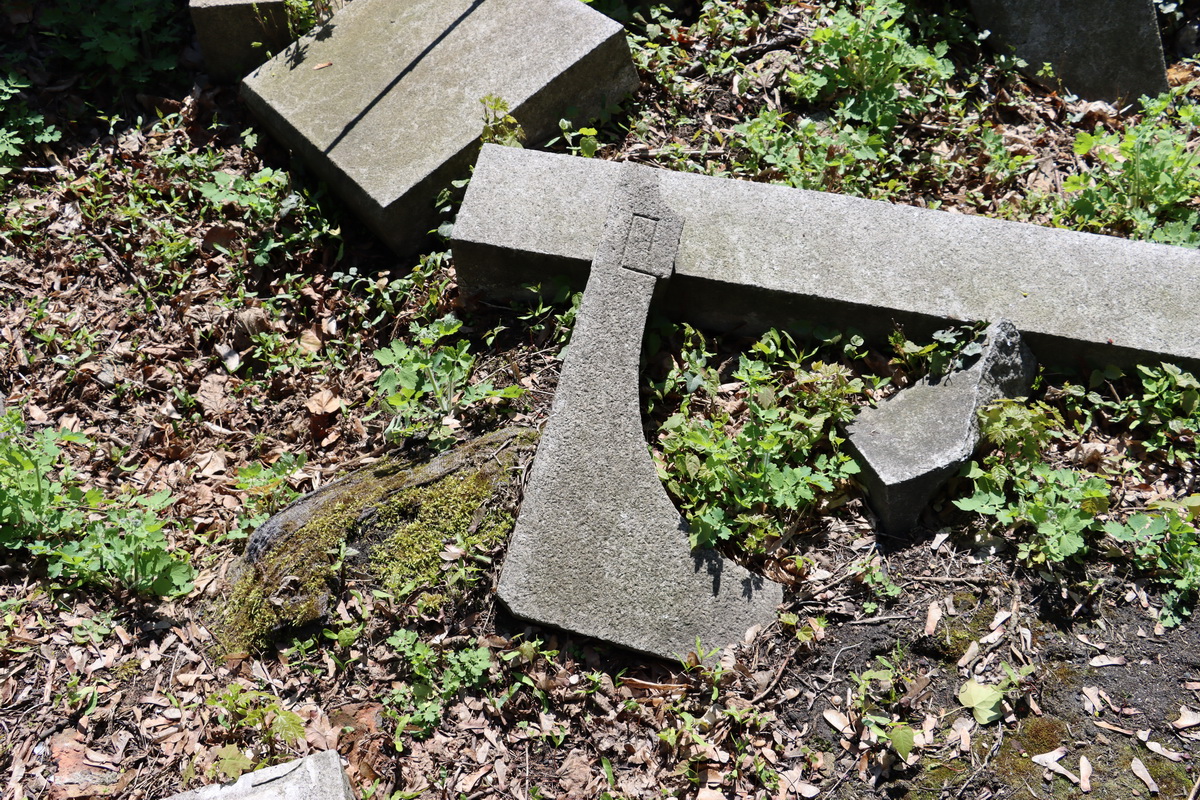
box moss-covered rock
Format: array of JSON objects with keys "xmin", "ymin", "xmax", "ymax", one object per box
[{"xmin": 218, "ymin": 427, "xmax": 536, "ymax": 652}]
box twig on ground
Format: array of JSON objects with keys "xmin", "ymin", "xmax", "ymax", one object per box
[{"xmin": 750, "ymin": 642, "xmax": 801, "ymax": 704}]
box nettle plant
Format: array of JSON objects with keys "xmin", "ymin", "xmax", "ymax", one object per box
[
  {"xmin": 651, "ymin": 326, "xmax": 863, "ymax": 553},
  {"xmin": 374, "ymin": 315, "xmax": 524, "ymax": 451},
  {"xmin": 0, "ymin": 407, "xmax": 194, "ymax": 596},
  {"xmin": 1063, "ymin": 84, "xmax": 1200, "ymax": 247},
  {"xmin": 955, "ymin": 367, "xmax": 1200, "ymax": 626}
]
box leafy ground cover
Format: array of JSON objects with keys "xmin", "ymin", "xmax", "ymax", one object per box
[{"xmin": 3, "ymin": 1, "xmax": 1200, "ymax": 799}]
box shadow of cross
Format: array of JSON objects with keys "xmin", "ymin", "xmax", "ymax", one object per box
[
  {"xmin": 493, "ymin": 163, "xmax": 783, "ymax": 660},
  {"xmin": 452, "ymin": 144, "xmax": 1200, "ymax": 658}
]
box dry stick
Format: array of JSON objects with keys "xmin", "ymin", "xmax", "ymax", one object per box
[
  {"xmin": 1187, "ymin": 772, "xmax": 1200, "ymax": 800},
  {"xmin": 750, "ymin": 642, "xmax": 802, "ymax": 704}
]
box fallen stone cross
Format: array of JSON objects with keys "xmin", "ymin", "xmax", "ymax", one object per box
[
  {"xmin": 241, "ymin": 0, "xmax": 638, "ymax": 258},
  {"xmin": 451, "ymin": 143, "xmax": 1200, "ymax": 655},
  {"xmin": 494, "ymin": 163, "xmax": 783, "ymax": 660},
  {"xmin": 968, "ymin": 0, "xmax": 1168, "ymax": 103}
]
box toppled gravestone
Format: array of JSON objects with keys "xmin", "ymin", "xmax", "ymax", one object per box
[
  {"xmin": 163, "ymin": 751, "xmax": 353, "ymax": 800},
  {"xmin": 968, "ymin": 0, "xmax": 1168, "ymax": 103},
  {"xmin": 845, "ymin": 320, "xmax": 1037, "ymax": 534},
  {"xmin": 222, "ymin": 427, "xmax": 535, "ymax": 650},
  {"xmin": 453, "ymin": 144, "xmax": 1200, "ymax": 371},
  {"xmin": 495, "ymin": 165, "xmax": 782, "ymax": 660},
  {"xmin": 189, "ymin": 0, "xmax": 295, "ymax": 84},
  {"xmin": 241, "ymin": 0, "xmax": 639, "ymax": 257}
]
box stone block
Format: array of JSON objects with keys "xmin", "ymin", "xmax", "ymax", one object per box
[
  {"xmin": 190, "ymin": 0, "xmax": 294, "ymax": 84},
  {"xmin": 497, "ymin": 165, "xmax": 782, "ymax": 659},
  {"xmin": 967, "ymin": 0, "xmax": 1168, "ymax": 103},
  {"xmin": 453, "ymin": 145, "xmax": 1200, "ymax": 371},
  {"xmin": 163, "ymin": 751, "xmax": 354, "ymax": 800},
  {"xmin": 242, "ymin": 0, "xmax": 639, "ymax": 258},
  {"xmin": 846, "ymin": 320, "xmax": 1037, "ymax": 534}
]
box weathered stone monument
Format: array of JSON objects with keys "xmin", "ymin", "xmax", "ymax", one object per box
[
  {"xmin": 190, "ymin": 0, "xmax": 295, "ymax": 84},
  {"xmin": 968, "ymin": 0, "xmax": 1169, "ymax": 103},
  {"xmin": 454, "ymin": 145, "xmax": 1200, "ymax": 369},
  {"xmin": 451, "ymin": 143, "xmax": 1200, "ymax": 653},
  {"xmin": 241, "ymin": 0, "xmax": 639, "ymax": 257}
]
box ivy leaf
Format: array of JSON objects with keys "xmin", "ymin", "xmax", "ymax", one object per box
[{"xmin": 958, "ymin": 678, "xmax": 1005, "ymax": 724}]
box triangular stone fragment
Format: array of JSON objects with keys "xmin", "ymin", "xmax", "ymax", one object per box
[{"xmin": 846, "ymin": 320, "xmax": 1036, "ymax": 534}]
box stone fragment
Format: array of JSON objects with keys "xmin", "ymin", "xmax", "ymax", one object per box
[
  {"xmin": 242, "ymin": 0, "xmax": 638, "ymax": 257},
  {"xmin": 845, "ymin": 320, "xmax": 1036, "ymax": 534},
  {"xmin": 453, "ymin": 145, "xmax": 1200, "ymax": 371},
  {"xmin": 496, "ymin": 165, "xmax": 782, "ymax": 660},
  {"xmin": 162, "ymin": 751, "xmax": 353, "ymax": 800},
  {"xmin": 967, "ymin": 0, "xmax": 1168, "ymax": 103},
  {"xmin": 227, "ymin": 427, "xmax": 534, "ymax": 649},
  {"xmin": 189, "ymin": 0, "xmax": 294, "ymax": 84}
]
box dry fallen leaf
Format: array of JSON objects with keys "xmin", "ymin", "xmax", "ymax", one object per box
[
  {"xmin": 306, "ymin": 389, "xmax": 342, "ymax": 416},
  {"xmin": 823, "ymin": 708, "xmax": 852, "ymax": 736},
  {"xmin": 1082, "ymin": 686, "xmax": 1102, "ymax": 715},
  {"xmin": 1145, "ymin": 741, "xmax": 1185, "ymax": 762},
  {"xmin": 1031, "ymin": 748, "xmax": 1079, "ymax": 784},
  {"xmin": 313, "ymin": 61, "xmax": 333, "ymax": 69},
  {"xmin": 1079, "ymin": 755, "xmax": 1092, "ymax": 793},
  {"xmin": 299, "ymin": 329, "xmax": 323, "ymax": 354},
  {"xmin": 924, "ymin": 601, "xmax": 943, "ymax": 636},
  {"xmin": 1089, "ymin": 655, "xmax": 1127, "ymax": 668},
  {"xmin": 1130, "ymin": 757, "xmax": 1159, "ymax": 794},
  {"xmin": 1172, "ymin": 705, "xmax": 1200, "ymax": 730},
  {"xmin": 957, "ymin": 640, "xmax": 980, "ymax": 667},
  {"xmin": 1095, "ymin": 720, "xmax": 1135, "ymax": 736}
]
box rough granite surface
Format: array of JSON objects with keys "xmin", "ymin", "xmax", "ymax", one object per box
[
  {"xmin": 163, "ymin": 751, "xmax": 353, "ymax": 800},
  {"xmin": 967, "ymin": 0, "xmax": 1167, "ymax": 103},
  {"xmin": 496, "ymin": 165, "xmax": 782, "ymax": 659},
  {"xmin": 453, "ymin": 145, "xmax": 1200, "ymax": 370},
  {"xmin": 189, "ymin": 0, "xmax": 294, "ymax": 84},
  {"xmin": 241, "ymin": 0, "xmax": 638, "ymax": 257},
  {"xmin": 845, "ymin": 320, "xmax": 1037, "ymax": 534}
]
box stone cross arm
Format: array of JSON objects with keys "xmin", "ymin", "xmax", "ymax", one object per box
[{"xmin": 454, "ymin": 144, "xmax": 1200, "ymax": 371}]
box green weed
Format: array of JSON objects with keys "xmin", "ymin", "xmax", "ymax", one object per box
[
  {"xmin": 0, "ymin": 407, "xmax": 194, "ymax": 596},
  {"xmin": 1062, "ymin": 85, "xmax": 1200, "ymax": 246},
  {"xmin": 374, "ymin": 315, "xmax": 524, "ymax": 451},
  {"xmin": 385, "ymin": 630, "xmax": 493, "ymax": 739},
  {"xmin": 653, "ymin": 326, "xmax": 862, "ymax": 552}
]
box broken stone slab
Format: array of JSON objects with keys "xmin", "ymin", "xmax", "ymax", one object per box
[
  {"xmin": 163, "ymin": 751, "xmax": 353, "ymax": 800},
  {"xmin": 967, "ymin": 0, "xmax": 1168, "ymax": 104},
  {"xmin": 453, "ymin": 144, "xmax": 1200, "ymax": 371},
  {"xmin": 845, "ymin": 320, "xmax": 1037, "ymax": 534},
  {"xmin": 224, "ymin": 427, "xmax": 535, "ymax": 650},
  {"xmin": 497, "ymin": 165, "xmax": 782, "ymax": 660},
  {"xmin": 190, "ymin": 0, "xmax": 295, "ymax": 84},
  {"xmin": 242, "ymin": 0, "xmax": 639, "ymax": 257}
]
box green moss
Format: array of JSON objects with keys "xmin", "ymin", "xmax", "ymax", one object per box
[
  {"xmin": 217, "ymin": 429, "xmax": 532, "ymax": 653},
  {"xmin": 369, "ymin": 470, "xmax": 513, "ymax": 593}
]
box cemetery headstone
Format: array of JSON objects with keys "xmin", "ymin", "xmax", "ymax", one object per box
[
  {"xmin": 967, "ymin": 0, "xmax": 1168, "ymax": 103},
  {"xmin": 454, "ymin": 144, "xmax": 1200, "ymax": 371},
  {"xmin": 241, "ymin": 0, "xmax": 639, "ymax": 257},
  {"xmin": 162, "ymin": 751, "xmax": 354, "ymax": 800},
  {"xmin": 495, "ymin": 164, "xmax": 783, "ymax": 659},
  {"xmin": 846, "ymin": 320, "xmax": 1037, "ymax": 534},
  {"xmin": 452, "ymin": 143, "xmax": 1200, "ymax": 653},
  {"xmin": 189, "ymin": 0, "xmax": 294, "ymax": 84}
]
